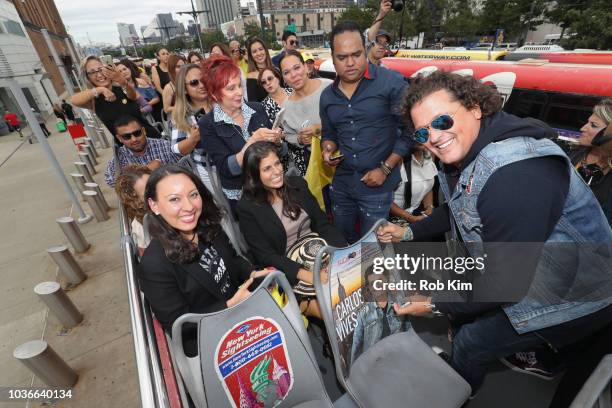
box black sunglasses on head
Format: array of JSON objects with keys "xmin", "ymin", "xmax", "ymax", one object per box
[{"xmin": 119, "ymin": 127, "xmax": 144, "ymax": 141}]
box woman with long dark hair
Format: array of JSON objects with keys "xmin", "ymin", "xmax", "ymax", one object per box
[
  {"xmin": 138, "ymin": 165, "xmax": 270, "ymax": 339},
  {"xmin": 162, "ymin": 54, "xmax": 187, "ymax": 114},
  {"xmin": 117, "ymin": 58, "xmax": 162, "ymax": 123},
  {"xmin": 245, "ymin": 37, "xmax": 274, "ymax": 102},
  {"xmin": 237, "ymin": 142, "xmax": 347, "ymax": 317},
  {"xmin": 151, "ymin": 47, "xmax": 171, "ymax": 94},
  {"xmin": 115, "ymin": 165, "xmax": 151, "ymax": 255}
]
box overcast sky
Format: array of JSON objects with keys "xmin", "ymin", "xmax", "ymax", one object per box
[{"xmin": 55, "ymin": 0, "xmax": 241, "ymax": 46}]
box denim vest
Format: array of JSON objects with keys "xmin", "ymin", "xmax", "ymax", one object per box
[
  {"xmin": 350, "ymin": 302, "xmax": 407, "ymax": 363},
  {"xmin": 438, "ymin": 137, "xmax": 612, "ymax": 334}
]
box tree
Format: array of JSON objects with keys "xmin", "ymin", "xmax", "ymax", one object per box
[
  {"xmin": 547, "ymin": 0, "xmax": 611, "ymax": 50},
  {"xmin": 240, "ymin": 21, "xmax": 278, "ymax": 49},
  {"xmin": 337, "ymin": 1, "xmax": 378, "ymax": 31},
  {"xmin": 197, "ymin": 30, "xmax": 227, "ymax": 52},
  {"xmin": 477, "ymin": 0, "xmax": 547, "ymax": 42},
  {"xmin": 441, "ymin": 0, "xmax": 480, "ymax": 42}
]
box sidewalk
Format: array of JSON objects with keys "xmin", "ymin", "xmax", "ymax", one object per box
[{"xmin": 0, "ymin": 119, "xmax": 140, "ymax": 407}]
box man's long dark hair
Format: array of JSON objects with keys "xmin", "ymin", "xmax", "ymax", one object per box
[
  {"xmin": 242, "ymin": 142, "xmax": 302, "ymax": 220},
  {"xmin": 144, "ymin": 165, "xmax": 222, "ymax": 264}
]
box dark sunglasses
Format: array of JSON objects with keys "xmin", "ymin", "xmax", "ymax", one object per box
[
  {"xmin": 413, "ymin": 112, "xmax": 456, "ymax": 143},
  {"xmin": 119, "ymin": 127, "xmax": 144, "ymax": 141},
  {"xmin": 187, "ymin": 79, "xmax": 201, "ymax": 87},
  {"xmin": 260, "ymin": 76, "xmax": 276, "ymax": 85},
  {"xmin": 289, "ymin": 40, "xmax": 299, "ymax": 46},
  {"xmin": 578, "ymin": 163, "xmax": 605, "ymax": 186}
]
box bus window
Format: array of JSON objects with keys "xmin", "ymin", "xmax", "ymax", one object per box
[
  {"xmin": 544, "ymin": 94, "xmax": 600, "ymax": 131},
  {"xmin": 504, "ymin": 90, "xmax": 547, "ymax": 120}
]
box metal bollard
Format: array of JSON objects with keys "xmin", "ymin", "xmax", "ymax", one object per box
[
  {"xmin": 95, "ymin": 126, "xmax": 110, "ymax": 148},
  {"xmin": 47, "ymin": 245, "xmax": 87, "ymax": 285},
  {"xmin": 70, "ymin": 173, "xmax": 86, "ymax": 194},
  {"xmin": 84, "ymin": 182, "xmax": 110, "ymax": 211},
  {"xmin": 13, "ymin": 340, "xmax": 78, "ymax": 387},
  {"xmin": 56, "ymin": 216, "xmax": 90, "ymax": 253},
  {"xmin": 83, "ymin": 137, "xmax": 99, "ymax": 157},
  {"xmin": 74, "ymin": 162, "xmax": 94, "ymax": 183},
  {"xmin": 78, "ymin": 152, "xmax": 96, "ymax": 175},
  {"xmin": 83, "ymin": 190, "xmax": 109, "ymax": 222},
  {"xmin": 82, "ymin": 144, "xmax": 98, "ymax": 165},
  {"xmin": 34, "ymin": 282, "xmax": 83, "ymax": 328}
]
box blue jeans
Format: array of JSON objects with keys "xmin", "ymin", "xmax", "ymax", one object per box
[
  {"xmin": 329, "ymin": 185, "xmax": 392, "ymax": 243},
  {"xmin": 450, "ymin": 304, "xmax": 612, "ymax": 393}
]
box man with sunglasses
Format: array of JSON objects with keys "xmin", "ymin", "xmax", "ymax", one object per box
[
  {"xmin": 272, "ymin": 31, "xmax": 299, "ymax": 68},
  {"xmin": 377, "ymin": 71, "xmax": 612, "ymax": 395},
  {"xmin": 365, "ymin": 0, "xmax": 393, "ymax": 66},
  {"xmin": 104, "ymin": 114, "xmax": 180, "ymax": 187}
]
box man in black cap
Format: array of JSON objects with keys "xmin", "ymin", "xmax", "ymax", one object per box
[{"xmin": 365, "ymin": 0, "xmax": 393, "ymax": 66}]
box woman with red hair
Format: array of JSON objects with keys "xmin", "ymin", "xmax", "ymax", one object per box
[{"xmin": 198, "ymin": 55, "xmax": 282, "ymax": 211}]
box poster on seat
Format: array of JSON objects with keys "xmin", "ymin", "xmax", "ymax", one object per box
[{"xmin": 215, "ymin": 317, "xmax": 293, "ymax": 408}]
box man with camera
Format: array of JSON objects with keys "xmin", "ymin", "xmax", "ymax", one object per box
[{"xmin": 365, "ymin": 0, "xmax": 394, "ymax": 66}]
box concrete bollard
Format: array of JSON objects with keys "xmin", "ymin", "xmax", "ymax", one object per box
[
  {"xmin": 13, "ymin": 340, "xmax": 78, "ymax": 388},
  {"xmin": 74, "ymin": 162, "xmax": 94, "ymax": 183},
  {"xmin": 56, "ymin": 216, "xmax": 90, "ymax": 253},
  {"xmin": 70, "ymin": 173, "xmax": 86, "ymax": 194},
  {"xmin": 47, "ymin": 245, "xmax": 87, "ymax": 285},
  {"xmin": 95, "ymin": 125, "xmax": 110, "ymax": 149},
  {"xmin": 83, "ymin": 137, "xmax": 99, "ymax": 157},
  {"xmin": 77, "ymin": 152, "xmax": 96, "ymax": 175},
  {"xmin": 34, "ymin": 282, "xmax": 83, "ymax": 328},
  {"xmin": 84, "ymin": 182, "xmax": 110, "ymax": 211},
  {"xmin": 82, "ymin": 144, "xmax": 98, "ymax": 165},
  {"xmin": 83, "ymin": 190, "xmax": 109, "ymax": 222}
]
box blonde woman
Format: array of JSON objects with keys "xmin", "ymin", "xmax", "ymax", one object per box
[
  {"xmin": 162, "ymin": 54, "xmax": 187, "ymax": 114},
  {"xmin": 171, "ymin": 63, "xmax": 213, "ymax": 186}
]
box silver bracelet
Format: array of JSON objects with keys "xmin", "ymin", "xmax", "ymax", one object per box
[{"xmin": 402, "ymin": 226, "xmax": 414, "ymax": 241}]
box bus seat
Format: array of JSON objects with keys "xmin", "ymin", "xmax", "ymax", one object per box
[
  {"xmin": 171, "ymin": 271, "xmax": 335, "ymax": 408},
  {"xmin": 570, "ymin": 354, "xmax": 612, "ymax": 408},
  {"xmin": 312, "ymin": 219, "xmax": 471, "ymax": 408}
]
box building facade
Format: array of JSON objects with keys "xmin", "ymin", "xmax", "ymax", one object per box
[
  {"xmin": 269, "ymin": 9, "xmax": 344, "ymax": 41},
  {"xmin": 10, "ymin": 0, "xmax": 74, "ymax": 97},
  {"xmin": 262, "ymin": 0, "xmax": 349, "ymax": 10},
  {"xmin": 0, "ymin": 0, "xmax": 58, "ymax": 121},
  {"xmin": 196, "ymin": 0, "xmax": 240, "ymax": 29},
  {"xmin": 117, "ymin": 23, "xmax": 138, "ymax": 47}
]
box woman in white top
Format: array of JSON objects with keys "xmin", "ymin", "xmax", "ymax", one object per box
[
  {"xmin": 279, "ymin": 50, "xmax": 332, "ymax": 176},
  {"xmin": 390, "ymin": 145, "xmax": 438, "ymax": 223},
  {"xmin": 115, "ymin": 165, "xmax": 152, "ymax": 256}
]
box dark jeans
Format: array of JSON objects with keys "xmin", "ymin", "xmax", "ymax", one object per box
[
  {"xmin": 450, "ymin": 304, "xmax": 612, "ymax": 393},
  {"xmin": 329, "ymin": 184, "xmax": 392, "ymax": 244}
]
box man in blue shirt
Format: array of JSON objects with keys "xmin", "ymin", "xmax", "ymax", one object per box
[
  {"xmin": 320, "ymin": 21, "xmax": 411, "ymax": 243},
  {"xmin": 105, "ymin": 114, "xmax": 180, "ymax": 186}
]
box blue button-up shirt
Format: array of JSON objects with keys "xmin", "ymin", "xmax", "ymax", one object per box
[
  {"xmin": 320, "ymin": 63, "xmax": 412, "ymax": 194},
  {"xmin": 104, "ymin": 137, "xmax": 181, "ymax": 187}
]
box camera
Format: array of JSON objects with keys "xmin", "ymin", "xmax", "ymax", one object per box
[{"xmin": 392, "ymin": 0, "xmax": 405, "ymax": 11}]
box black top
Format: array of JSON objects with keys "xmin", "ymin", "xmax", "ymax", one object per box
[
  {"xmin": 94, "ymin": 86, "xmax": 160, "ymax": 139},
  {"xmin": 237, "ymin": 176, "xmax": 347, "ymax": 284},
  {"xmin": 137, "ymin": 231, "xmax": 253, "ymax": 333},
  {"xmin": 246, "ymin": 78, "xmax": 268, "ymax": 103},
  {"xmin": 155, "ymin": 64, "xmax": 171, "ymax": 91},
  {"xmin": 409, "ymin": 113, "xmax": 571, "ymax": 317},
  {"xmin": 198, "ymin": 102, "xmax": 272, "ymax": 192}
]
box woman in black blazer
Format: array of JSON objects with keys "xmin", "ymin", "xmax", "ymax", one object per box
[
  {"xmin": 197, "ymin": 55, "xmax": 282, "ymax": 209},
  {"xmin": 137, "ymin": 165, "xmax": 269, "ymax": 351},
  {"xmin": 237, "ymin": 142, "xmax": 347, "ymax": 317}
]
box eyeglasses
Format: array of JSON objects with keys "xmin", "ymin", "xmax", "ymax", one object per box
[
  {"xmin": 376, "ymin": 41, "xmax": 389, "ymax": 49},
  {"xmin": 260, "ymin": 76, "xmax": 275, "ymax": 86},
  {"xmin": 86, "ymin": 67, "xmax": 105, "ymax": 77},
  {"xmin": 289, "ymin": 40, "xmax": 299, "ymax": 46},
  {"xmin": 413, "ymin": 111, "xmax": 458, "ymax": 143},
  {"xmin": 119, "ymin": 128, "xmax": 144, "ymax": 141},
  {"xmin": 187, "ymin": 79, "xmax": 201, "ymax": 87}
]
